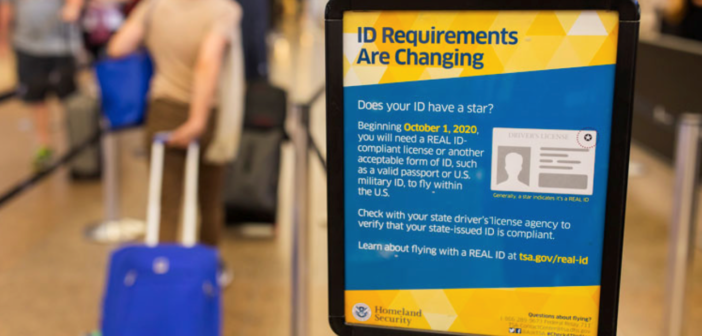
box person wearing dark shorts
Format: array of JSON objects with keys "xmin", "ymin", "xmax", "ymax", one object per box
[
  {"xmin": 16, "ymin": 51, "xmax": 77, "ymax": 102},
  {"xmin": 0, "ymin": 0, "xmax": 83, "ymax": 170}
]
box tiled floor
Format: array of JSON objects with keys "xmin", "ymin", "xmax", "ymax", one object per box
[{"xmin": 0, "ymin": 13, "xmax": 700, "ymax": 336}]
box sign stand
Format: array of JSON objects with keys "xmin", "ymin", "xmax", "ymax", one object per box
[{"xmin": 326, "ymin": 0, "xmax": 639, "ymax": 335}]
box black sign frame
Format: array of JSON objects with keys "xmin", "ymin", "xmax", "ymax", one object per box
[{"xmin": 325, "ymin": 1, "xmax": 640, "ymax": 335}]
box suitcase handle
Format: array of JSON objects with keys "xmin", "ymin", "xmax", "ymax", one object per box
[{"xmin": 145, "ymin": 133, "xmax": 200, "ymax": 247}]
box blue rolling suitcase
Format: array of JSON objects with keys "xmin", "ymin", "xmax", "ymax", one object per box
[{"xmin": 101, "ymin": 138, "xmax": 221, "ymax": 336}]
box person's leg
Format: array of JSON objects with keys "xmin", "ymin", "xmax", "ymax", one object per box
[
  {"xmin": 144, "ymin": 100, "xmax": 190, "ymax": 243},
  {"xmin": 16, "ymin": 51, "xmax": 54, "ymax": 169},
  {"xmin": 159, "ymin": 146, "xmax": 186, "ymax": 243},
  {"xmin": 198, "ymin": 162, "xmax": 226, "ymax": 247},
  {"xmin": 30, "ymin": 102, "xmax": 51, "ymax": 148},
  {"xmin": 196, "ymin": 106, "xmax": 224, "ymax": 247},
  {"xmin": 193, "ymin": 110, "xmax": 231, "ymax": 285},
  {"xmin": 29, "ymin": 102, "xmax": 54, "ymax": 171}
]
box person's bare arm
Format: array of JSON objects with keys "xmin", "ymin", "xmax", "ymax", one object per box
[
  {"xmin": 168, "ymin": 31, "xmax": 229, "ymax": 148},
  {"xmin": 61, "ymin": 0, "xmax": 84, "ymax": 22},
  {"xmin": 106, "ymin": 6, "xmax": 146, "ymax": 58},
  {"xmin": 0, "ymin": 1, "xmax": 13, "ymax": 54}
]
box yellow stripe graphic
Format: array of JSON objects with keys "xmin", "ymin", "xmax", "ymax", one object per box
[
  {"xmin": 343, "ymin": 10, "xmax": 619, "ymax": 86},
  {"xmin": 346, "ymin": 286, "xmax": 601, "ymax": 335}
]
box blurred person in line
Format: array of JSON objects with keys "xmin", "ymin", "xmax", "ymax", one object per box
[
  {"xmin": 81, "ymin": 0, "xmax": 145, "ymax": 60},
  {"xmin": 0, "ymin": 0, "xmax": 83, "ymax": 170},
  {"xmin": 108, "ymin": 0, "xmax": 242, "ymax": 274},
  {"xmin": 81, "ymin": 0, "xmax": 124, "ymax": 59},
  {"xmin": 235, "ymin": 0, "xmax": 269, "ymax": 80},
  {"xmin": 665, "ymin": 0, "xmax": 702, "ymax": 41}
]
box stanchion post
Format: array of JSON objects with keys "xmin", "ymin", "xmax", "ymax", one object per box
[
  {"xmin": 84, "ymin": 127, "xmax": 146, "ymax": 243},
  {"xmin": 663, "ymin": 113, "xmax": 702, "ymax": 336},
  {"xmin": 103, "ymin": 131, "xmax": 121, "ymax": 222},
  {"xmin": 292, "ymin": 103, "xmax": 311, "ymax": 336}
]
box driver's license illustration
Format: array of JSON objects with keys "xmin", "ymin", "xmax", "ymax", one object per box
[{"xmin": 491, "ymin": 128, "xmax": 597, "ymax": 196}]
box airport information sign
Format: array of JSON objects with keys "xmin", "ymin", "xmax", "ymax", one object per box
[{"xmin": 326, "ymin": 1, "xmax": 639, "ymax": 336}]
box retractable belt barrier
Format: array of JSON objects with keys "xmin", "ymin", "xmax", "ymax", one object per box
[
  {"xmin": 0, "ymin": 62, "xmax": 99, "ymax": 208},
  {"xmin": 299, "ymin": 86, "xmax": 328, "ymax": 172},
  {"xmin": 0, "ymin": 83, "xmax": 329, "ymax": 211},
  {"xmin": 0, "ymin": 90, "xmax": 17, "ymax": 102},
  {"xmin": 0, "ymin": 129, "xmax": 102, "ymax": 207}
]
